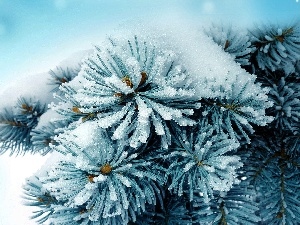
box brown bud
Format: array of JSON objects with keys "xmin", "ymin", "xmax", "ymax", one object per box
[
  {"xmin": 224, "ymin": 40, "xmax": 230, "ymax": 50},
  {"xmin": 122, "ymin": 76, "xmax": 133, "ymax": 88},
  {"xmin": 60, "ymin": 77, "xmax": 68, "ymax": 83},
  {"xmin": 100, "ymin": 163, "xmax": 112, "ymax": 175},
  {"xmin": 88, "ymin": 174, "xmax": 96, "ymax": 183},
  {"xmin": 114, "ymin": 93, "xmax": 123, "ymax": 97},
  {"xmin": 72, "ymin": 106, "xmax": 82, "ymax": 114},
  {"xmin": 139, "ymin": 71, "xmax": 147, "ymax": 86},
  {"xmin": 276, "ymin": 35, "xmax": 284, "ymax": 43},
  {"xmin": 37, "ymin": 197, "xmax": 44, "ymax": 202},
  {"xmin": 22, "ymin": 104, "xmax": 33, "ymax": 112},
  {"xmin": 79, "ymin": 209, "xmax": 87, "ymax": 214},
  {"xmin": 197, "ymin": 161, "xmax": 204, "ymax": 166}
]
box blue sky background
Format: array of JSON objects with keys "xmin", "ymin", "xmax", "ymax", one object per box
[
  {"xmin": 0, "ymin": 1, "xmax": 300, "ymax": 225},
  {"xmin": 0, "ymin": 0, "xmax": 300, "ymax": 85}
]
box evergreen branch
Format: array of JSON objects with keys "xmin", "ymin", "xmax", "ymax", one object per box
[
  {"xmin": 249, "ymin": 22, "xmax": 300, "ymax": 71},
  {"xmin": 205, "ymin": 24, "xmax": 254, "ymax": 66},
  {"xmin": 246, "ymin": 135, "xmax": 300, "ymax": 224},
  {"xmin": 22, "ymin": 176, "xmax": 60, "ymax": 224},
  {"xmin": 51, "ymin": 35, "xmax": 200, "ymax": 149},
  {"xmin": 266, "ymin": 76, "xmax": 300, "ymax": 131},
  {"xmin": 200, "ymin": 75, "xmax": 273, "ymax": 143},
  {"xmin": 39, "ymin": 125, "xmax": 165, "ymax": 224},
  {"xmin": 192, "ymin": 180, "xmax": 260, "ymax": 225},
  {"xmin": 0, "ymin": 97, "xmax": 46, "ymax": 155},
  {"xmin": 48, "ymin": 67, "xmax": 80, "ymax": 92},
  {"xmin": 31, "ymin": 121, "xmax": 67, "ymax": 155},
  {"xmin": 165, "ymin": 123, "xmax": 242, "ymax": 203}
]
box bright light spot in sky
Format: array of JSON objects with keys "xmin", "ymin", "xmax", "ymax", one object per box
[
  {"xmin": 54, "ymin": 0, "xmax": 68, "ymax": 10},
  {"xmin": 0, "ymin": 23, "xmax": 5, "ymax": 36},
  {"xmin": 203, "ymin": 1, "xmax": 215, "ymax": 13}
]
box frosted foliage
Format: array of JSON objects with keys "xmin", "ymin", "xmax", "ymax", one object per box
[
  {"xmin": 50, "ymin": 35, "xmax": 199, "ymax": 148},
  {"xmin": 49, "ymin": 66, "xmax": 80, "ymax": 93},
  {"xmin": 41, "ymin": 126, "xmax": 163, "ymax": 224},
  {"xmin": 256, "ymin": 165, "xmax": 300, "ymax": 225},
  {"xmin": 172, "ymin": 28, "xmax": 273, "ymax": 132},
  {"xmin": 47, "ymin": 31, "xmax": 273, "ymax": 149},
  {"xmin": 193, "ymin": 182, "xmax": 261, "ymax": 225},
  {"xmin": 0, "ymin": 97, "xmax": 47, "ymax": 155},
  {"xmin": 205, "ymin": 24, "xmax": 253, "ymax": 65},
  {"xmin": 22, "ymin": 176, "xmax": 58, "ymax": 224},
  {"xmin": 16, "ymin": 26, "xmax": 284, "ymax": 225},
  {"xmin": 246, "ymin": 137, "xmax": 300, "ymax": 225},
  {"xmin": 268, "ymin": 77, "xmax": 300, "ymax": 130},
  {"xmin": 200, "ymin": 72, "xmax": 273, "ymax": 142},
  {"xmin": 250, "ymin": 23, "xmax": 300, "ymax": 72},
  {"xmin": 166, "ymin": 125, "xmax": 242, "ymax": 203}
]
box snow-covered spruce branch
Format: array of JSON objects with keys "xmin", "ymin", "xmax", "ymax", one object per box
[
  {"xmin": 22, "ymin": 176, "xmax": 60, "ymax": 224},
  {"xmin": 30, "ymin": 120, "xmax": 67, "ymax": 155},
  {"xmin": 164, "ymin": 123, "xmax": 242, "ymax": 203},
  {"xmin": 205, "ymin": 24, "xmax": 254, "ymax": 66},
  {"xmin": 23, "ymin": 175, "xmax": 128, "ymax": 225},
  {"xmin": 50, "ymin": 35, "xmax": 200, "ymax": 149},
  {"xmin": 38, "ymin": 123, "xmax": 164, "ymax": 224},
  {"xmin": 9, "ymin": 22, "xmax": 299, "ymax": 225},
  {"xmin": 199, "ymin": 72, "xmax": 273, "ymax": 143}
]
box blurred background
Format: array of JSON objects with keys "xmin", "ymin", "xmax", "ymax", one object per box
[{"xmin": 0, "ymin": 0, "xmax": 299, "ymax": 224}]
